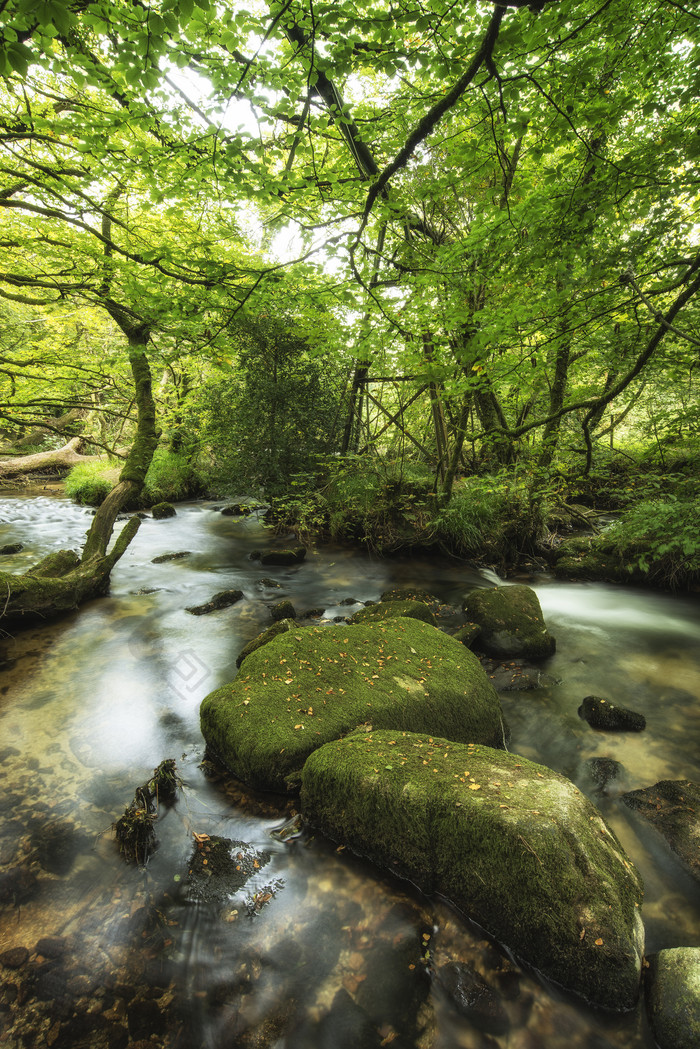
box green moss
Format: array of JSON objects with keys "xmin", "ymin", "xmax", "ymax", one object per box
[
  {"xmin": 348, "ymin": 600, "xmax": 436, "ymax": 626},
  {"xmin": 236, "ymin": 618, "xmax": 298, "ymax": 667},
  {"xmin": 200, "ymin": 619, "xmax": 507, "ymax": 793},
  {"xmin": 301, "ymin": 730, "xmax": 644, "ymax": 1011},
  {"xmin": 463, "ymin": 584, "xmax": 556, "ymax": 660}
]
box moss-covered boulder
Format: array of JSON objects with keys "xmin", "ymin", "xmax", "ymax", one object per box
[
  {"xmin": 201, "ymin": 619, "xmax": 507, "ymax": 793},
  {"xmin": 645, "ymin": 948, "xmax": 700, "ymax": 1049},
  {"xmin": 348, "ymin": 600, "xmax": 436, "ymax": 627},
  {"xmin": 301, "ymin": 730, "xmax": 644, "ymax": 1011},
  {"xmin": 462, "ymin": 584, "xmax": 555, "ymax": 660},
  {"xmin": 151, "ymin": 501, "xmax": 176, "ymax": 519}
]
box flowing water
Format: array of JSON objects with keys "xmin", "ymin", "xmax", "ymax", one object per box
[{"xmin": 0, "ymin": 491, "xmax": 699, "ymax": 1049}]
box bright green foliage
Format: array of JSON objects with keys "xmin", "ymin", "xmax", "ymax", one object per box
[
  {"xmin": 64, "ymin": 462, "xmax": 118, "ymax": 506},
  {"xmin": 65, "ymin": 447, "xmax": 202, "ymax": 506},
  {"xmin": 603, "ymin": 497, "xmax": 700, "ymax": 589},
  {"xmin": 196, "ymin": 316, "xmax": 346, "ymax": 496}
]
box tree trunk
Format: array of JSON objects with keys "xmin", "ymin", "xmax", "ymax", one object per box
[
  {"xmin": 0, "ymin": 326, "xmax": 159, "ymax": 632},
  {"xmin": 0, "ymin": 437, "xmax": 96, "ymax": 480},
  {"xmin": 2, "ymin": 408, "xmax": 84, "ymax": 452}
]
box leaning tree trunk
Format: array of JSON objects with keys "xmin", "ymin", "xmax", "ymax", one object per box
[{"xmin": 0, "ymin": 325, "xmax": 159, "ymax": 631}]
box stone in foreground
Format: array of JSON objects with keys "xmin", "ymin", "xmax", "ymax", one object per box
[
  {"xmin": 201, "ymin": 619, "xmax": 507, "ymax": 793},
  {"xmin": 462, "ymin": 584, "xmax": 555, "ymax": 660},
  {"xmin": 646, "ymin": 948, "xmax": 700, "ymax": 1049},
  {"xmin": 301, "ymin": 731, "xmax": 644, "ymax": 1011}
]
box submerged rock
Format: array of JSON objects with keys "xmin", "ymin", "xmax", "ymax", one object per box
[
  {"xmin": 186, "ymin": 834, "xmax": 270, "ymax": 904},
  {"xmin": 349, "ymin": 600, "xmax": 436, "ymax": 627},
  {"xmin": 201, "ymin": 619, "xmax": 508, "ymax": 793},
  {"xmin": 585, "ymin": 756, "xmax": 625, "ymax": 794},
  {"xmin": 185, "ymin": 589, "xmax": 244, "ymax": 616},
  {"xmin": 435, "ymin": 962, "xmax": 509, "ymax": 1035},
  {"xmin": 151, "ymin": 502, "xmax": 176, "ymax": 519},
  {"xmin": 0, "ymin": 542, "xmax": 23, "ymax": 555},
  {"xmin": 622, "ymin": 779, "xmax": 700, "ymax": 882},
  {"xmin": 301, "ymin": 730, "xmax": 644, "ymax": 1011},
  {"xmin": 646, "ymin": 948, "xmax": 700, "ymax": 1049},
  {"xmin": 462, "ymin": 585, "xmax": 556, "ymax": 660},
  {"xmin": 578, "ymin": 695, "xmax": 646, "ymax": 732},
  {"xmin": 151, "ymin": 550, "xmax": 190, "ymax": 563},
  {"xmin": 259, "ymin": 546, "xmax": 307, "ymax": 566}
]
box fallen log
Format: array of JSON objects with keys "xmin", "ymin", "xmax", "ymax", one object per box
[{"xmin": 0, "ymin": 437, "xmax": 98, "ymax": 480}]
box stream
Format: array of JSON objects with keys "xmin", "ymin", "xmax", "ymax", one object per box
[{"xmin": 1, "ymin": 491, "xmax": 699, "ymax": 1049}]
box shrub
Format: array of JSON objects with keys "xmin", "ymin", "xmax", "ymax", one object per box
[
  {"xmin": 602, "ymin": 496, "xmax": 700, "ymax": 588},
  {"xmin": 64, "ymin": 461, "xmax": 118, "ymax": 505}
]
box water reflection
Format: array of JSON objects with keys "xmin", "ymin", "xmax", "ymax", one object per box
[{"xmin": 1, "ymin": 495, "xmax": 698, "ymax": 1048}]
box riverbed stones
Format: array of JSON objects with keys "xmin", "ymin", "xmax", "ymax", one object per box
[
  {"xmin": 201, "ymin": 619, "xmax": 508, "ymax": 793},
  {"xmin": 622, "ymin": 779, "xmax": 700, "ymax": 882},
  {"xmin": 185, "ymin": 589, "xmax": 244, "ymax": 616},
  {"xmin": 578, "ymin": 695, "xmax": 646, "ymax": 732},
  {"xmin": 645, "ymin": 948, "xmax": 700, "ymax": 1049},
  {"xmin": 435, "ymin": 962, "xmax": 509, "ymax": 1034},
  {"xmin": 462, "ymin": 585, "xmax": 556, "ymax": 660},
  {"xmin": 300, "ymin": 730, "xmax": 645, "ymax": 1011},
  {"xmin": 348, "ymin": 599, "xmax": 436, "ymax": 627},
  {"xmin": 270, "ymin": 599, "xmax": 296, "ymax": 621}
]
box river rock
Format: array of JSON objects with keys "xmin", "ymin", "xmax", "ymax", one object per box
[
  {"xmin": 349, "ymin": 600, "xmax": 436, "ymax": 627},
  {"xmin": 622, "ymin": 779, "xmax": 700, "ymax": 882},
  {"xmin": 151, "ymin": 551, "xmax": 190, "ymax": 563},
  {"xmin": 151, "ymin": 502, "xmax": 176, "ymax": 519},
  {"xmin": 453, "ymin": 622, "xmax": 481, "ymax": 647},
  {"xmin": 185, "ymin": 589, "xmax": 244, "ymax": 616},
  {"xmin": 270, "ymin": 599, "xmax": 296, "ymax": 621},
  {"xmin": 435, "ymin": 962, "xmax": 509, "ymax": 1034},
  {"xmin": 0, "ymin": 542, "xmax": 23, "ymax": 555},
  {"xmin": 300, "ymin": 731, "xmax": 644, "ymax": 1011},
  {"xmin": 201, "ymin": 619, "xmax": 508, "ymax": 793},
  {"xmin": 236, "ymin": 618, "xmax": 297, "ymax": 667},
  {"xmin": 462, "ymin": 585, "xmax": 556, "ymax": 660},
  {"xmin": 259, "ymin": 546, "xmax": 306, "ymax": 566},
  {"xmin": 0, "ymin": 946, "xmax": 29, "ymax": 969},
  {"xmin": 646, "ymin": 948, "xmax": 700, "ymax": 1049},
  {"xmin": 578, "ymin": 696, "xmax": 646, "ymax": 732}
]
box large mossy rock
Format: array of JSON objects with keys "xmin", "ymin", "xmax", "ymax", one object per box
[
  {"xmin": 301, "ymin": 731, "xmax": 644, "ymax": 1011},
  {"xmin": 201, "ymin": 619, "xmax": 507, "ymax": 793},
  {"xmin": 348, "ymin": 600, "xmax": 436, "ymax": 627},
  {"xmin": 645, "ymin": 948, "xmax": 700, "ymax": 1049},
  {"xmin": 462, "ymin": 584, "xmax": 555, "ymax": 660}
]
